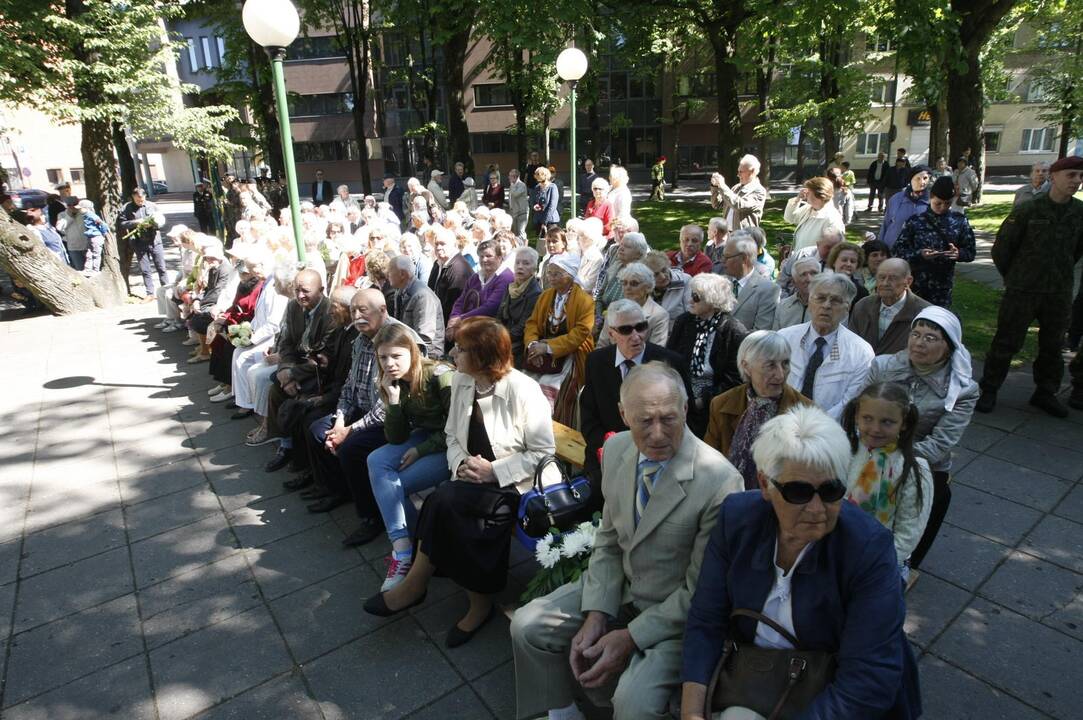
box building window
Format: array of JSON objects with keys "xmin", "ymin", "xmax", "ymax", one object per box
[
  {"xmin": 473, "ymin": 84, "xmax": 512, "ymax": 108},
  {"xmin": 1025, "ymin": 82, "xmax": 1046, "ymax": 103},
  {"xmin": 70, "ymin": 168, "xmax": 84, "ymax": 183},
  {"xmin": 983, "ymin": 129, "xmax": 1003, "ymax": 153},
  {"xmin": 293, "ymin": 140, "xmax": 360, "ymax": 163},
  {"xmin": 870, "ymin": 80, "xmax": 897, "ymax": 105},
  {"xmin": 470, "ymin": 133, "xmax": 519, "ymax": 154},
  {"xmin": 856, "ymin": 132, "xmax": 890, "ymax": 156},
  {"xmin": 1020, "ymin": 127, "xmax": 1055, "ymax": 153},
  {"xmin": 216, "ymin": 37, "xmax": 226, "ymax": 65},
  {"xmin": 285, "ymin": 36, "xmax": 345, "ymax": 61},
  {"xmin": 46, "ymin": 169, "xmax": 64, "ymax": 185},
  {"xmin": 288, "ymin": 93, "xmax": 354, "ymax": 117},
  {"xmin": 186, "ymin": 38, "xmax": 200, "ymax": 72},
  {"xmin": 201, "ymin": 37, "xmax": 214, "ymax": 68}
]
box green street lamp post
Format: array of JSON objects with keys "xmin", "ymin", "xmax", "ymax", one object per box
[
  {"xmin": 242, "ymin": 0, "xmax": 306, "ymax": 261},
  {"xmin": 556, "ymin": 47, "xmax": 588, "ymax": 218}
]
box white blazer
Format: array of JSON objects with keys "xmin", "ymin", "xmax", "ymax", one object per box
[
  {"xmin": 248, "ymin": 284, "xmax": 290, "ymax": 347},
  {"xmin": 778, "ymin": 322, "xmax": 874, "ymax": 420}
]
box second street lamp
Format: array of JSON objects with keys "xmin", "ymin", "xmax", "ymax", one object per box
[
  {"xmin": 242, "ymin": 0, "xmax": 306, "ymax": 261},
  {"xmin": 556, "ymin": 47, "xmax": 588, "ymax": 218}
]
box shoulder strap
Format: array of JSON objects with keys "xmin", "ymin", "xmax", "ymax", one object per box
[{"xmin": 730, "ymin": 608, "xmax": 801, "ymax": 648}]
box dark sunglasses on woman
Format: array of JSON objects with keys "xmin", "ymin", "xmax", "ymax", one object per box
[{"xmin": 770, "ymin": 478, "xmax": 847, "ymax": 504}]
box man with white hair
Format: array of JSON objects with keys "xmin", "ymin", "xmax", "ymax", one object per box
[
  {"xmin": 776, "ymin": 225, "xmax": 844, "ymax": 298},
  {"xmin": 1013, "ymin": 161, "xmax": 1050, "ymax": 207},
  {"xmin": 427, "ymin": 169, "xmax": 450, "ymax": 210},
  {"xmin": 849, "ymin": 257, "xmax": 931, "ymax": 354},
  {"xmin": 778, "ymin": 272, "xmax": 874, "ymax": 420},
  {"xmin": 722, "ymin": 229, "xmax": 779, "ymax": 330},
  {"xmin": 511, "ymin": 362, "xmax": 742, "ymax": 720},
  {"xmin": 709, "ymin": 153, "xmax": 767, "ymax": 230},
  {"xmin": 387, "ymin": 254, "xmax": 444, "ymax": 358},
  {"xmin": 667, "ymin": 224, "xmax": 713, "ymax": 276},
  {"xmin": 330, "ymin": 185, "xmax": 360, "ymax": 215},
  {"xmin": 773, "ymin": 255, "xmax": 820, "ymax": 329}
]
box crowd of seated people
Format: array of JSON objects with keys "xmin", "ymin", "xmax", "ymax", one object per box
[{"xmin": 149, "ymin": 156, "xmax": 994, "ymax": 719}]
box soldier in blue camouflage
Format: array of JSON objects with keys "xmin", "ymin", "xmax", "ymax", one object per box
[
  {"xmin": 977, "ymin": 156, "xmax": 1083, "ymax": 418},
  {"xmin": 894, "ymin": 176, "xmax": 976, "ymax": 307}
]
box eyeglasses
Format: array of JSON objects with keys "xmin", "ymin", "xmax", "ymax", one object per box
[
  {"xmin": 771, "ymin": 478, "xmax": 847, "ymax": 505},
  {"xmin": 690, "ymin": 293, "xmax": 702, "ymax": 303},
  {"xmin": 810, "ymin": 293, "xmax": 847, "ymax": 307},
  {"xmin": 908, "ymin": 330, "xmax": 945, "ymax": 345},
  {"xmin": 612, "ymin": 321, "xmax": 649, "ymax": 335}
]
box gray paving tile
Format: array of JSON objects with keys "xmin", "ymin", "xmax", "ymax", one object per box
[
  {"xmin": 1, "ymin": 655, "xmax": 156, "ymax": 720},
  {"xmin": 918, "ymin": 655, "xmax": 1047, "ymax": 720},
  {"xmin": 303, "ymin": 618, "xmax": 461, "ymax": 720},
  {"xmin": 1012, "ymin": 411, "xmax": 1083, "ymax": 451},
  {"xmin": 0, "ymin": 538, "xmax": 21, "ymax": 586},
  {"xmin": 903, "ymin": 572, "xmax": 972, "ymax": 648},
  {"xmin": 201, "ymin": 445, "xmax": 290, "ymax": 512},
  {"xmin": 130, "ymin": 513, "xmax": 240, "ymax": 588},
  {"xmin": 414, "ymin": 593, "xmax": 513, "ymax": 681},
  {"xmin": 949, "ymin": 446, "xmax": 978, "ymax": 473},
  {"xmin": 149, "ymin": 606, "xmax": 293, "ymax": 720},
  {"xmin": 405, "ymin": 685, "xmax": 495, "ymax": 720},
  {"xmin": 943, "ymin": 484, "xmax": 1043, "ymax": 546},
  {"xmin": 3, "ymin": 593, "xmax": 143, "ymax": 707},
  {"xmin": 470, "ymin": 660, "xmax": 516, "ymax": 720},
  {"xmin": 125, "ymin": 483, "xmax": 223, "ymax": 542},
  {"xmin": 181, "ymin": 416, "xmax": 249, "ymax": 454},
  {"xmin": 13, "ymin": 546, "xmax": 134, "ymax": 632},
  {"xmin": 980, "ymin": 551, "xmax": 1083, "ymax": 640},
  {"xmin": 140, "ymin": 553, "xmax": 261, "ymax": 649},
  {"xmin": 1020, "ymin": 514, "xmax": 1083, "ymax": 574},
  {"xmin": 932, "ymin": 598, "xmax": 1083, "ymax": 719},
  {"xmin": 112, "ymin": 440, "xmax": 199, "ymax": 479},
  {"xmin": 986, "ymin": 434, "xmax": 1083, "ymax": 481},
  {"xmin": 968, "ymin": 405, "xmax": 1029, "ymax": 433},
  {"xmin": 228, "ymin": 491, "xmax": 335, "ymax": 549},
  {"xmin": 1053, "ymin": 484, "xmax": 1083, "ymax": 524},
  {"xmin": 186, "ymin": 673, "xmax": 324, "ymax": 720},
  {"xmin": 19, "ymin": 508, "xmax": 127, "ymax": 576},
  {"xmin": 920, "ymin": 523, "xmax": 1011, "ymax": 591},
  {"xmin": 116, "ymin": 455, "xmax": 207, "ymax": 505},
  {"xmin": 958, "ymin": 422, "xmax": 1006, "ymax": 452},
  {"xmin": 0, "ymin": 581, "xmax": 14, "ymax": 638},
  {"xmin": 953, "ymin": 454, "xmax": 1073, "ymax": 513},
  {"xmin": 246, "ymin": 524, "xmax": 363, "ymax": 601},
  {"xmin": 23, "ymin": 479, "xmax": 122, "ymax": 536}
]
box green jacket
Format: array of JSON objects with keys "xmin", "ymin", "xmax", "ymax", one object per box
[
  {"xmin": 992, "ymin": 193, "xmax": 1083, "ymax": 294},
  {"xmin": 383, "ymin": 361, "xmax": 454, "ymax": 457},
  {"xmin": 651, "ymin": 162, "xmax": 665, "ymax": 181}
]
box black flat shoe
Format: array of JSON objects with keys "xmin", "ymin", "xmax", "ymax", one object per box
[
  {"xmin": 363, "ymin": 589, "xmax": 427, "ymax": 617},
  {"xmin": 341, "ymin": 517, "xmax": 383, "ymax": 547},
  {"xmin": 230, "ymin": 408, "xmax": 253, "ymax": 420},
  {"xmin": 446, "ymin": 606, "xmax": 496, "ymax": 648},
  {"xmin": 264, "ymin": 447, "xmax": 292, "ymax": 473},
  {"xmin": 282, "ymin": 473, "xmax": 313, "ymax": 491},
  {"xmin": 307, "ymin": 495, "xmax": 348, "ymax": 513}
]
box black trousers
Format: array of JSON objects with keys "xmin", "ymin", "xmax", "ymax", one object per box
[
  {"xmin": 980, "ymin": 289, "xmax": 1071, "ymax": 396},
  {"xmin": 1068, "ymin": 264, "xmax": 1083, "ymax": 348},
  {"xmin": 866, "ymin": 184, "xmax": 885, "ymax": 210},
  {"xmin": 909, "ymin": 470, "xmax": 950, "ymax": 569},
  {"xmin": 306, "ymin": 414, "xmax": 386, "ymax": 519}
]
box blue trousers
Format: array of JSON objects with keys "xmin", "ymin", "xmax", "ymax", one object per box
[
  {"xmin": 307, "ymin": 414, "xmax": 386, "ymax": 519},
  {"xmin": 134, "ymin": 240, "xmax": 168, "ymax": 294},
  {"xmin": 367, "ymin": 429, "xmax": 450, "ymax": 543}
]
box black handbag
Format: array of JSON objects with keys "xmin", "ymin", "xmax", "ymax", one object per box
[
  {"xmin": 515, "ymin": 455, "xmax": 593, "ymax": 549},
  {"xmin": 706, "ymin": 609, "xmax": 837, "ymax": 720}
]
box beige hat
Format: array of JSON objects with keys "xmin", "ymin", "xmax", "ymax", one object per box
[
  {"xmin": 201, "ymin": 241, "xmax": 226, "ymax": 260},
  {"xmin": 166, "ymin": 224, "xmax": 189, "ymax": 238},
  {"xmin": 430, "ymin": 169, "xmax": 444, "ymax": 179}
]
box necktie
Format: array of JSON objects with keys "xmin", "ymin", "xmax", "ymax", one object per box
[
  {"xmin": 622, "ymin": 358, "xmax": 636, "ymax": 377},
  {"xmin": 801, "ymin": 337, "xmax": 828, "ymax": 400},
  {"xmin": 635, "ymin": 460, "xmax": 661, "ymax": 527},
  {"xmin": 732, "ymin": 278, "xmax": 741, "ymax": 299}
]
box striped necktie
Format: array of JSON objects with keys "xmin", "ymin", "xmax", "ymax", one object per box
[{"xmin": 635, "ymin": 460, "xmax": 662, "ymax": 527}]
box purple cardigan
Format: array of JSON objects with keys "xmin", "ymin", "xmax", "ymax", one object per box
[{"xmin": 450, "ymin": 267, "xmax": 513, "ymax": 319}]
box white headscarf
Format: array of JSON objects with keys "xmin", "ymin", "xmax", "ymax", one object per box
[
  {"xmin": 550, "ymin": 252, "xmax": 581, "ymax": 281},
  {"xmin": 912, "ymin": 306, "xmax": 972, "ymax": 411}
]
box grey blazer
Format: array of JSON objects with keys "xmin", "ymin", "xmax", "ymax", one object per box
[
  {"xmin": 731, "ymin": 272, "xmax": 780, "ymax": 331},
  {"xmin": 391, "ymin": 278, "xmax": 444, "ymax": 358}
]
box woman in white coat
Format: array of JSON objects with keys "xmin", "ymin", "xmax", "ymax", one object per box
[
  {"xmin": 784, "ymin": 176, "xmax": 847, "ymax": 252},
  {"xmin": 231, "ymin": 262, "xmax": 295, "ymax": 420}
]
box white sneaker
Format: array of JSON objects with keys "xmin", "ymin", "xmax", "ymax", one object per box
[
  {"xmin": 210, "ymin": 389, "xmax": 234, "ymax": 403},
  {"xmin": 381, "ymin": 555, "xmax": 412, "ymax": 592},
  {"xmin": 162, "ymin": 322, "xmax": 183, "ymax": 333},
  {"xmin": 208, "ymin": 384, "xmax": 226, "ymax": 396},
  {"xmin": 153, "ymin": 320, "xmax": 168, "ymax": 329},
  {"xmin": 181, "ymin": 337, "xmax": 199, "ymax": 346}
]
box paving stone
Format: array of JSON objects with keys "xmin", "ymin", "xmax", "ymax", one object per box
[
  {"xmin": 246, "ymin": 524, "xmax": 363, "ymax": 601},
  {"xmin": 130, "ymin": 513, "xmax": 240, "ymax": 588},
  {"xmin": 917, "ymin": 655, "xmax": 1048, "ymax": 720},
  {"xmin": 943, "ymin": 484, "xmax": 1043, "ymax": 546},
  {"xmin": 113, "ymin": 440, "xmax": 199, "ymax": 480},
  {"xmin": 953, "ymin": 455, "xmax": 1072, "ymax": 513},
  {"xmin": 413, "ymin": 593, "xmax": 514, "ymax": 681},
  {"xmin": 1020, "ymin": 514, "xmax": 1083, "ymax": 574},
  {"xmin": 903, "ymin": 572, "xmax": 972, "ymax": 648},
  {"xmin": 1053, "ymin": 484, "xmax": 1083, "ymax": 524},
  {"xmin": 269, "ymin": 564, "xmax": 390, "ymax": 663},
  {"xmin": 1, "ymin": 655, "xmax": 156, "ymax": 720},
  {"xmin": 949, "ymin": 446, "xmax": 978, "ymax": 473},
  {"xmin": 139, "ymin": 553, "xmax": 261, "ymax": 649},
  {"xmin": 0, "ymin": 538, "xmax": 22, "ymax": 586},
  {"xmin": 0, "ymin": 580, "xmax": 14, "ymax": 638},
  {"xmin": 116, "ymin": 454, "xmax": 206, "ymax": 506},
  {"xmin": 958, "ymin": 422, "xmax": 1006, "ymax": 452},
  {"xmin": 187, "ymin": 673, "xmax": 324, "ymax": 720},
  {"xmin": 933, "ymin": 599, "xmax": 1083, "ymax": 719},
  {"xmin": 980, "ymin": 551, "xmax": 1083, "ymax": 640},
  {"xmin": 181, "ymin": 416, "xmax": 249, "ymax": 454},
  {"xmin": 228, "ymin": 491, "xmax": 335, "ymax": 549},
  {"xmin": 125, "ymin": 483, "xmax": 223, "ymax": 542},
  {"xmin": 404, "ymin": 685, "xmax": 495, "ymax": 720},
  {"xmin": 3, "ymin": 593, "xmax": 143, "ymax": 707},
  {"xmin": 303, "ymin": 618, "xmax": 461, "ymax": 719},
  {"xmin": 19, "ymin": 508, "xmax": 127, "ymax": 576},
  {"xmin": 986, "ymin": 434, "xmax": 1083, "ymax": 481},
  {"xmin": 23, "ymin": 478, "xmax": 122, "ymax": 535},
  {"xmin": 31, "ymin": 453, "xmax": 117, "ymax": 486},
  {"xmin": 13, "ymin": 546, "xmax": 134, "ymax": 632},
  {"xmin": 967, "ymin": 405, "xmax": 1029, "ymax": 433},
  {"xmin": 920, "ymin": 523, "xmax": 1011, "ymax": 591},
  {"xmin": 150, "ymin": 606, "xmax": 293, "ymax": 720},
  {"xmin": 470, "ymin": 660, "xmax": 517, "ymax": 720},
  {"xmin": 1012, "ymin": 411, "xmax": 1083, "ymax": 451},
  {"xmin": 201, "ymin": 446, "xmax": 290, "ymax": 512}
]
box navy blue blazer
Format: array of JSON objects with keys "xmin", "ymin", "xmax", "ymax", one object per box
[{"xmin": 682, "ymin": 491, "xmax": 921, "ymax": 719}]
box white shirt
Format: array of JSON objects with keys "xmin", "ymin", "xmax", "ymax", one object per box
[
  {"xmin": 878, "ymin": 294, "xmax": 907, "ymax": 339},
  {"xmin": 804, "ymin": 326, "xmax": 838, "ymax": 363},
  {"xmin": 614, "ymin": 346, "xmax": 647, "ymax": 378},
  {"xmin": 755, "ymin": 540, "xmax": 812, "ymax": 650},
  {"xmin": 735, "ymin": 268, "xmax": 756, "ymax": 295}
]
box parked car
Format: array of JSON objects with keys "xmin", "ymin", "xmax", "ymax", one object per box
[
  {"xmin": 143, "ymin": 180, "xmax": 168, "ymax": 195},
  {"xmin": 8, "ymin": 188, "xmax": 49, "ymax": 209}
]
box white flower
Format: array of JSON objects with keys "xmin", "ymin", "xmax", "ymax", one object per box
[
  {"xmin": 536, "ymin": 543, "xmax": 562, "ymax": 569},
  {"xmin": 559, "ymin": 529, "xmax": 592, "ymax": 559}
]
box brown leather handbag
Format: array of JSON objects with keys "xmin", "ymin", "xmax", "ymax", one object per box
[{"xmin": 705, "ymin": 609, "xmax": 836, "ymax": 720}]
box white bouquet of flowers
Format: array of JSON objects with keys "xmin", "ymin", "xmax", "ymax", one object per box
[
  {"xmin": 520, "ymin": 514, "xmax": 602, "ymax": 603},
  {"xmin": 227, "ymin": 321, "xmax": 253, "ymax": 347}
]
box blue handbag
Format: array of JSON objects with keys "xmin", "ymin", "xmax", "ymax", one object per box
[{"xmin": 515, "ymin": 455, "xmax": 594, "ymax": 551}]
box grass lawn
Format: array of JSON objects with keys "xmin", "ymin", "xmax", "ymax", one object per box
[{"xmin": 628, "ymin": 198, "xmax": 1039, "ymax": 365}]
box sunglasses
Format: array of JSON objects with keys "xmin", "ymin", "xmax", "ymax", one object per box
[
  {"xmin": 612, "ymin": 321, "xmax": 649, "ymax": 336},
  {"xmin": 771, "ymin": 478, "xmax": 847, "ymax": 505}
]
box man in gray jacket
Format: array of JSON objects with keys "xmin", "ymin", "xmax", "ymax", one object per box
[
  {"xmin": 849, "ymin": 258, "xmax": 931, "ymax": 355},
  {"xmin": 387, "ymin": 255, "xmax": 444, "ymax": 358}
]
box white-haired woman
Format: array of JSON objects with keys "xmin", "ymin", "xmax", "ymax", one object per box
[
  {"xmin": 594, "ymin": 230, "xmax": 650, "ymax": 315},
  {"xmin": 597, "ymin": 262, "xmax": 669, "ymax": 347},
  {"xmin": 666, "ymin": 273, "xmax": 749, "ymax": 436},
  {"xmin": 582, "ymin": 176, "xmax": 613, "ymax": 238},
  {"xmin": 399, "ymin": 231, "xmax": 432, "ymax": 282},
  {"xmin": 232, "ymin": 263, "xmax": 295, "ymax": 423},
  {"xmin": 642, "ymin": 250, "xmax": 691, "ymax": 329},
  {"xmin": 607, "ymin": 165, "xmax": 633, "ymax": 223},
  {"xmin": 571, "ymin": 217, "xmax": 606, "ymax": 293},
  {"xmin": 497, "ymin": 246, "xmax": 543, "ymax": 366},
  {"xmin": 682, "ymin": 405, "xmax": 921, "ymax": 720},
  {"xmin": 704, "ymin": 330, "xmax": 813, "ymax": 488}
]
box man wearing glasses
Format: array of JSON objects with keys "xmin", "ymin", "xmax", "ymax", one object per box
[{"xmin": 579, "ymin": 299, "xmax": 691, "ymax": 486}]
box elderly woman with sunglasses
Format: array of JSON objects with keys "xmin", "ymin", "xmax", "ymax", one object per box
[
  {"xmin": 681, "ymin": 406, "xmax": 922, "ymax": 720},
  {"xmin": 597, "ymin": 262, "xmax": 670, "ymax": 348},
  {"xmin": 665, "ymin": 274, "xmax": 749, "ymax": 437}
]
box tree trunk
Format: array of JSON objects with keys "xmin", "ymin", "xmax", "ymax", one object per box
[
  {"xmin": 796, "ymin": 122, "xmax": 808, "ymax": 182},
  {"xmin": 82, "ymin": 118, "xmax": 120, "ymax": 223},
  {"xmin": 443, "ymin": 24, "xmax": 474, "ymax": 176},
  {"xmin": 709, "ymin": 28, "xmax": 743, "ymax": 180},
  {"xmin": 246, "ymin": 41, "xmax": 283, "ymax": 179},
  {"xmin": 756, "ymin": 39, "xmax": 777, "ymax": 188},
  {"xmin": 0, "ymin": 211, "xmax": 125, "ymax": 313},
  {"xmin": 818, "ymin": 31, "xmax": 842, "ymax": 165},
  {"xmin": 113, "ymin": 123, "xmax": 138, "ymax": 201},
  {"xmin": 946, "ymin": 43, "xmax": 985, "ymax": 201}
]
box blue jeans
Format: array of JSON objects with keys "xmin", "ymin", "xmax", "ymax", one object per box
[{"xmin": 367, "ymin": 429, "xmax": 450, "ymax": 542}]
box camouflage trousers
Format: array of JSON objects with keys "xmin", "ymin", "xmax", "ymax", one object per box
[{"xmin": 980, "ymin": 290, "xmax": 1071, "ymax": 395}]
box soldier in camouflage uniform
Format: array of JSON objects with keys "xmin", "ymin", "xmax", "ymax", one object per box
[
  {"xmin": 977, "ymin": 155, "xmax": 1083, "ymax": 418},
  {"xmin": 222, "ymin": 174, "xmax": 242, "ymax": 247},
  {"xmin": 650, "ymin": 156, "xmax": 666, "ymax": 201},
  {"xmin": 894, "ymin": 176, "xmax": 976, "ymax": 307}
]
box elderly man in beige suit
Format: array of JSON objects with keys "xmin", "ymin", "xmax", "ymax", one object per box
[{"xmin": 510, "ymin": 362, "xmax": 742, "ymax": 720}]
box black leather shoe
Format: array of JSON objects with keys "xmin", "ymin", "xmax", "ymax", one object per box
[
  {"xmin": 975, "ymin": 389, "xmax": 997, "ymax": 414},
  {"xmin": 300, "ymin": 487, "xmax": 329, "ymax": 500},
  {"xmin": 446, "ymin": 606, "xmax": 496, "ymax": 649},
  {"xmin": 230, "ymin": 408, "xmax": 253, "ymax": 420},
  {"xmin": 342, "ymin": 517, "xmax": 383, "ymax": 547},
  {"xmin": 307, "ymin": 495, "xmax": 349, "ymax": 513},
  {"xmin": 282, "ymin": 473, "xmax": 313, "ymax": 491},
  {"xmin": 264, "ymin": 447, "xmax": 292, "ymax": 473},
  {"xmin": 363, "ymin": 589, "xmax": 427, "ymax": 617},
  {"xmin": 1029, "ymin": 392, "xmax": 1069, "ymax": 418}
]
